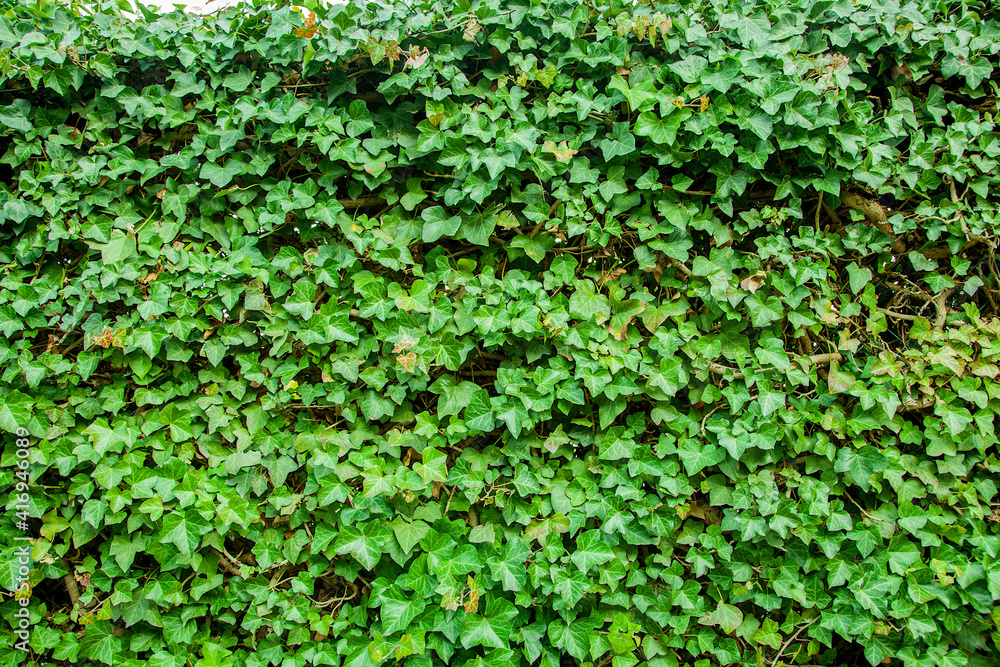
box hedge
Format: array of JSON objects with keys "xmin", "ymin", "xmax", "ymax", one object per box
[{"xmin": 2, "ymin": 0, "xmax": 1000, "ymax": 666}]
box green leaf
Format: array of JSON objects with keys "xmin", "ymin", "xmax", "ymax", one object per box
[
  {"xmin": 570, "ymin": 530, "xmax": 615, "ymax": 574},
  {"xmin": 754, "ymin": 337, "xmax": 790, "ymax": 371},
  {"xmin": 834, "ymin": 446, "xmax": 889, "ymax": 493},
  {"xmin": 159, "ymin": 510, "xmax": 209, "ymax": 555},
  {"xmin": 414, "ymin": 447, "xmax": 448, "ymax": 484},
  {"xmin": 379, "ymin": 586, "xmax": 425, "ymax": 635},
  {"xmin": 548, "ymin": 616, "xmax": 598, "ymax": 661},
  {"xmin": 699, "ymin": 603, "xmax": 744, "ymax": 634},
  {"xmin": 487, "ymin": 538, "xmax": 530, "ymax": 592},
  {"xmin": 846, "ymin": 262, "xmax": 872, "ymax": 294},
  {"xmin": 720, "ymin": 11, "xmax": 772, "ymax": 48},
  {"xmin": 460, "ymin": 596, "xmax": 518, "ymax": 649},
  {"xmin": 222, "ymin": 68, "xmax": 254, "ymax": 91},
  {"xmin": 389, "ymin": 517, "xmax": 430, "ymax": 554},
  {"xmin": 0, "ymin": 99, "xmax": 32, "ymax": 132},
  {"xmin": 599, "ymin": 122, "xmax": 636, "ymax": 161},
  {"xmin": 430, "ymin": 375, "xmax": 480, "ymax": 417},
  {"xmin": 608, "ymin": 74, "xmax": 658, "ymax": 111},
  {"xmin": 510, "ymin": 233, "xmax": 556, "ymax": 262},
  {"xmin": 935, "ymin": 401, "xmax": 973, "ymax": 436},
  {"xmin": 457, "ymin": 210, "xmax": 497, "ymax": 246},
  {"xmin": 346, "ymin": 99, "xmax": 374, "ymax": 137},
  {"xmin": 753, "ymin": 617, "xmax": 782, "ymax": 650},
  {"xmin": 569, "ymin": 279, "xmax": 611, "ymax": 321},
  {"xmin": 100, "ymin": 230, "xmax": 136, "ymax": 265},
  {"xmin": 400, "ymin": 178, "xmax": 427, "ymax": 211},
  {"xmin": 0, "ymin": 389, "xmax": 32, "ymax": 433},
  {"xmin": 421, "ymin": 206, "xmax": 462, "ymax": 242},
  {"xmin": 335, "ymin": 522, "xmax": 391, "ymax": 569},
  {"xmin": 464, "ymin": 387, "xmax": 495, "ymax": 432},
  {"xmin": 678, "ymin": 439, "xmax": 725, "ymax": 476},
  {"xmin": 80, "ymin": 621, "xmax": 123, "ymax": 665},
  {"xmin": 199, "ymin": 159, "xmax": 245, "ymax": 188},
  {"xmin": 668, "ymin": 54, "xmax": 708, "ymax": 82},
  {"xmin": 635, "ymin": 109, "xmax": 685, "ymax": 146}
]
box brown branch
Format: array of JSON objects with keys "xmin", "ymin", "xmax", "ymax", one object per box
[
  {"xmin": 277, "ymin": 81, "xmax": 331, "ymax": 89},
  {"xmin": 447, "ymin": 246, "xmax": 481, "ymax": 260},
  {"xmin": 339, "ymin": 196, "xmax": 386, "ymax": 210},
  {"xmin": 669, "ymin": 258, "xmax": 693, "ymax": 278},
  {"xmin": 885, "ymin": 282, "xmax": 932, "ymax": 302},
  {"xmin": 707, "ymin": 362, "xmax": 744, "ymax": 379},
  {"xmin": 822, "ymin": 201, "xmax": 842, "ymax": 227},
  {"xmin": 899, "ymin": 393, "xmax": 936, "ymax": 411},
  {"xmin": 933, "ymin": 288, "xmax": 954, "ymax": 330},
  {"xmin": 212, "ymin": 548, "xmax": 244, "ymax": 576},
  {"xmin": 841, "ymin": 192, "xmax": 906, "ymax": 253},
  {"xmin": 800, "ymin": 352, "xmax": 842, "ymax": 367},
  {"xmin": 63, "ymin": 570, "xmax": 81, "ymax": 611},
  {"xmin": 878, "ymin": 307, "xmax": 920, "ymax": 321}
]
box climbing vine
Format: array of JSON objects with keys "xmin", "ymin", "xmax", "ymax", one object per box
[{"xmin": 1, "ymin": 1, "xmax": 1000, "ymax": 666}]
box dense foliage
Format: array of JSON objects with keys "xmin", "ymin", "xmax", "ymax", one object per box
[{"xmin": 2, "ymin": 0, "xmax": 1000, "ymax": 665}]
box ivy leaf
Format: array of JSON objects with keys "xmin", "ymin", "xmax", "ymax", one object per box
[
  {"xmin": 79, "ymin": 621, "xmax": 123, "ymax": 665},
  {"xmin": 334, "ymin": 522, "xmax": 391, "ymax": 569},
  {"xmin": 827, "ymin": 361, "xmax": 856, "ymax": 394},
  {"xmin": 460, "ymin": 595, "xmax": 518, "ymax": 649},
  {"xmin": 834, "ymin": 446, "xmax": 889, "ymax": 493},
  {"xmin": 389, "ymin": 517, "xmax": 430, "ymax": 554},
  {"xmin": 635, "ymin": 110, "xmax": 685, "ymax": 146},
  {"xmin": 464, "ymin": 387, "xmax": 495, "ymax": 432},
  {"xmin": 413, "ymin": 447, "xmax": 448, "ymax": 484},
  {"xmin": 554, "ymin": 566, "xmax": 589, "ymax": 607},
  {"xmin": 0, "ymin": 389, "xmax": 32, "ymax": 433},
  {"xmin": 487, "ymin": 538, "xmax": 530, "ymax": 592},
  {"xmin": 100, "ymin": 230, "xmax": 136, "ymax": 265},
  {"xmin": 159, "ymin": 510, "xmax": 209, "ymax": 555},
  {"xmin": 678, "ymin": 439, "xmax": 725, "ymax": 476},
  {"xmin": 570, "ymin": 530, "xmax": 615, "ymax": 574},
  {"xmin": 569, "ymin": 279, "xmax": 611, "ymax": 321},
  {"xmin": 700, "ymin": 603, "xmax": 744, "ymax": 634},
  {"xmin": 599, "ymin": 122, "xmax": 636, "ymax": 160},
  {"xmin": 199, "ymin": 159, "xmax": 245, "ymax": 187},
  {"xmin": 607, "ymin": 74, "xmax": 658, "ymax": 112},
  {"xmin": 753, "ymin": 617, "xmax": 783, "ymax": 650},
  {"xmin": 935, "ymin": 401, "xmax": 973, "ymax": 436},
  {"xmin": 421, "ymin": 206, "xmax": 462, "ymax": 242},
  {"xmin": 510, "ymin": 233, "xmax": 556, "ymax": 262},
  {"xmin": 430, "ymin": 375, "xmax": 480, "ymax": 417},
  {"xmin": 395, "ymin": 629, "xmax": 426, "ymax": 659},
  {"xmin": 846, "ymin": 262, "xmax": 872, "ymax": 294},
  {"xmin": 754, "ymin": 337, "xmax": 790, "ymax": 371},
  {"xmin": 720, "ymin": 11, "xmax": 772, "ymax": 48},
  {"xmin": 346, "ymin": 100, "xmax": 374, "ymax": 137},
  {"xmin": 548, "ymin": 616, "xmax": 598, "ymax": 661},
  {"xmin": 457, "ymin": 210, "xmax": 497, "ymax": 246},
  {"xmin": 379, "ymin": 586, "xmax": 425, "ymax": 635}
]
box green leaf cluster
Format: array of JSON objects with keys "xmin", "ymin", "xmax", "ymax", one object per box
[{"xmin": 1, "ymin": 1, "xmax": 1000, "ymax": 666}]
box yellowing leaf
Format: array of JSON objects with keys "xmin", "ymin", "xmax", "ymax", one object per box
[{"xmin": 463, "ymin": 18, "xmax": 482, "ymax": 42}]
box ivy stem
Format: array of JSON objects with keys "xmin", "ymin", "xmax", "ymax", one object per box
[{"xmin": 769, "ymin": 616, "xmax": 819, "ymax": 667}]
